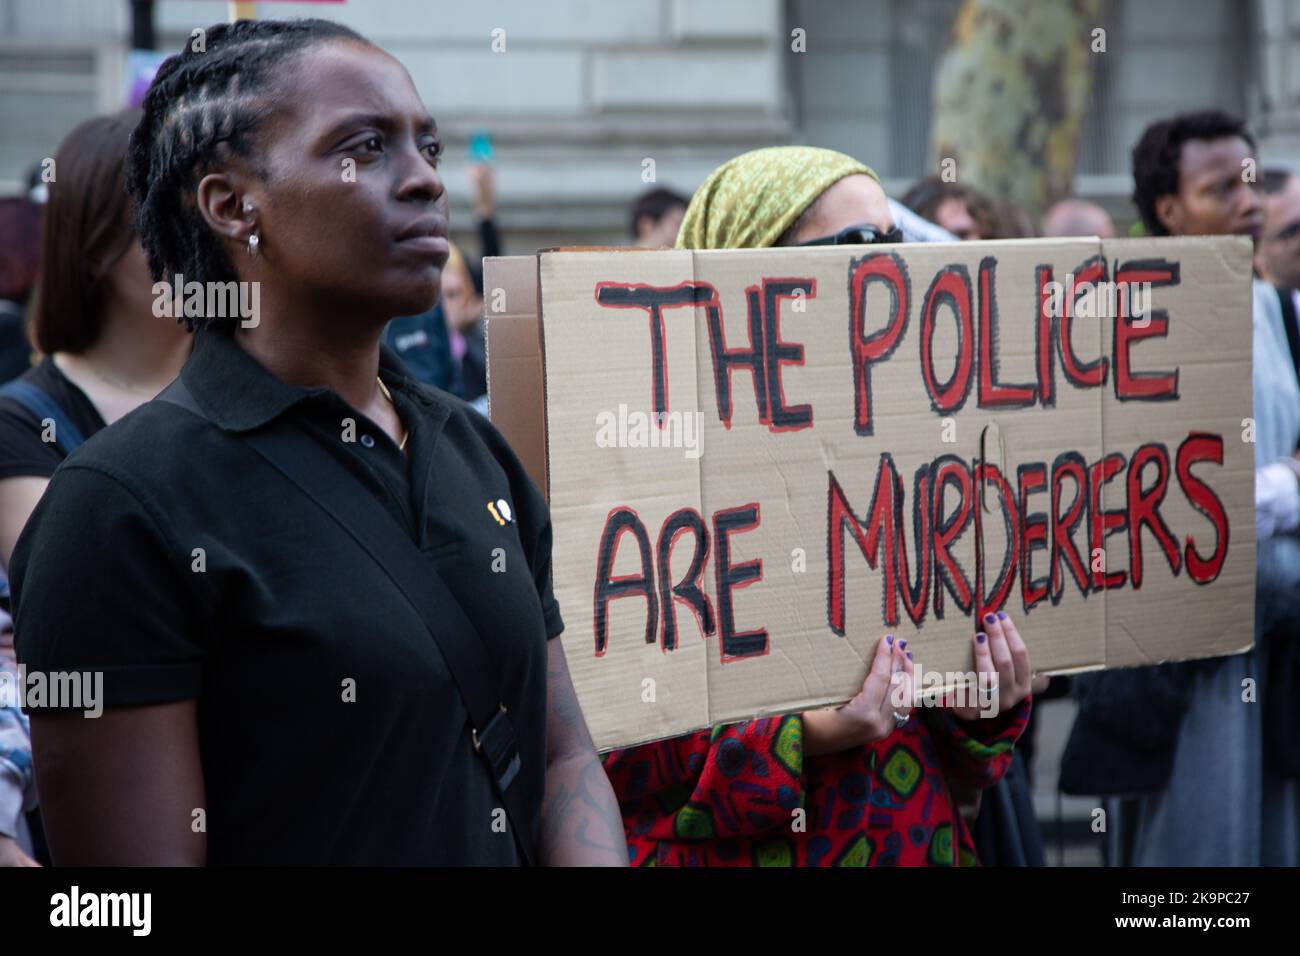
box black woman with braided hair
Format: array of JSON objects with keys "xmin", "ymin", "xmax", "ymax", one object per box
[{"xmin": 8, "ymin": 19, "xmax": 627, "ymax": 866}]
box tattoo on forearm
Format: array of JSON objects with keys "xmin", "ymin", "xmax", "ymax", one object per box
[
  {"xmin": 543, "ymin": 641, "xmax": 628, "ymax": 864},
  {"xmin": 542, "ymin": 757, "xmax": 627, "ymax": 863}
]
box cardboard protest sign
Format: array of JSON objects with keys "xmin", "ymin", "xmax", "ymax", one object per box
[{"xmin": 486, "ymin": 237, "xmax": 1255, "ymax": 752}]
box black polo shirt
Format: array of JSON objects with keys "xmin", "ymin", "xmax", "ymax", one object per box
[{"xmin": 10, "ymin": 328, "xmax": 564, "ymax": 865}]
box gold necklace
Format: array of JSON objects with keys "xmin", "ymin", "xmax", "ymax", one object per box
[{"xmin": 376, "ymin": 376, "xmax": 408, "ymax": 451}]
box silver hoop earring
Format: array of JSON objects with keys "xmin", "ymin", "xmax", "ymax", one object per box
[{"xmin": 248, "ymin": 233, "xmax": 260, "ymax": 257}]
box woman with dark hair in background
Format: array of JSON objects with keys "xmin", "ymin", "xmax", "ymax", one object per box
[
  {"xmin": 901, "ymin": 176, "xmax": 997, "ymax": 242},
  {"xmin": 0, "ymin": 110, "xmax": 192, "ymax": 566},
  {"xmin": 9, "ymin": 19, "xmax": 624, "ymax": 866},
  {"xmin": 0, "ymin": 110, "xmax": 191, "ymax": 867}
]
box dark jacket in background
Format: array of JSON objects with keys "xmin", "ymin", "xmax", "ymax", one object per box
[
  {"xmin": 383, "ymin": 303, "xmax": 460, "ymax": 396},
  {"xmin": 0, "ymin": 301, "xmax": 31, "ymax": 384}
]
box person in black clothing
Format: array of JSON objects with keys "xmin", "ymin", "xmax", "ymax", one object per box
[
  {"xmin": 465, "ymin": 159, "xmax": 502, "ymax": 294},
  {"xmin": 0, "ymin": 111, "xmax": 192, "ymax": 868},
  {"xmin": 383, "ymin": 302, "xmax": 458, "ymax": 392},
  {"xmin": 10, "ymin": 19, "xmax": 626, "ymax": 866}
]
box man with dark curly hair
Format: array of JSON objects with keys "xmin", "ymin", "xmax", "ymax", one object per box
[
  {"xmin": 1066, "ymin": 109, "xmax": 1300, "ymax": 866},
  {"xmin": 1130, "ymin": 109, "xmax": 1264, "ymax": 240}
]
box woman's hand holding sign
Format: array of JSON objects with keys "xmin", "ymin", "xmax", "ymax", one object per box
[
  {"xmin": 803, "ymin": 634, "xmax": 914, "ymax": 756},
  {"xmin": 949, "ymin": 611, "xmax": 1033, "ymax": 720},
  {"xmin": 803, "ymin": 613, "xmax": 1033, "ymax": 754}
]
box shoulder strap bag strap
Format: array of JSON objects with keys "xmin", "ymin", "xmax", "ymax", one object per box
[
  {"xmin": 157, "ymin": 378, "xmax": 537, "ymax": 865},
  {"xmin": 0, "ymin": 380, "xmax": 87, "ymax": 454}
]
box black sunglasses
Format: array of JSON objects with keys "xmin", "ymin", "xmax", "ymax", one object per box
[{"xmin": 797, "ymin": 223, "xmax": 904, "ymax": 246}]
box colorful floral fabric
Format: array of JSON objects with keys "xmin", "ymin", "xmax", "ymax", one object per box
[{"xmin": 604, "ymin": 698, "xmax": 1031, "ymax": 866}]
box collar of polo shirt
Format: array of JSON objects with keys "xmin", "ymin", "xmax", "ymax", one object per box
[{"xmin": 176, "ymin": 327, "xmax": 446, "ymax": 435}]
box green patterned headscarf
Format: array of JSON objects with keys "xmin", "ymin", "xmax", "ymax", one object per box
[{"xmin": 676, "ymin": 146, "xmax": 879, "ymax": 251}]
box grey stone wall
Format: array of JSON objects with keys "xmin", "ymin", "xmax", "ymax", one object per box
[{"xmin": 0, "ymin": 0, "xmax": 1297, "ymax": 245}]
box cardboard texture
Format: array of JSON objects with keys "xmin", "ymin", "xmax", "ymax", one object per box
[
  {"xmin": 484, "ymin": 256, "xmax": 546, "ymax": 499},
  {"xmin": 485, "ymin": 237, "xmax": 1256, "ymax": 752}
]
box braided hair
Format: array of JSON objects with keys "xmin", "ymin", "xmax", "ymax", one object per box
[{"xmin": 125, "ymin": 18, "xmax": 368, "ymax": 330}]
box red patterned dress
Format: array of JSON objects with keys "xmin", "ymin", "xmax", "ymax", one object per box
[{"xmin": 603, "ymin": 698, "xmax": 1031, "ymax": 866}]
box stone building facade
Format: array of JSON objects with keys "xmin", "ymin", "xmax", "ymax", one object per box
[{"xmin": 0, "ymin": 0, "xmax": 1297, "ymax": 249}]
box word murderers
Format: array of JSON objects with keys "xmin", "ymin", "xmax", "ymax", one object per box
[{"xmin": 825, "ymin": 435, "xmax": 1227, "ymax": 634}]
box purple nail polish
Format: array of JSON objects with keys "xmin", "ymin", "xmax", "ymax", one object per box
[
  {"xmin": 976, "ymin": 632, "xmax": 987, "ymax": 644},
  {"xmin": 906, "ymin": 651, "xmax": 913, "ymax": 661},
  {"xmin": 984, "ymin": 613, "xmax": 996, "ymax": 625},
  {"xmin": 898, "ymin": 639, "xmax": 907, "ymax": 650},
  {"xmin": 886, "ymin": 634, "xmax": 894, "ymax": 645},
  {"xmin": 997, "ymin": 610, "xmax": 1007, "ymax": 620}
]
